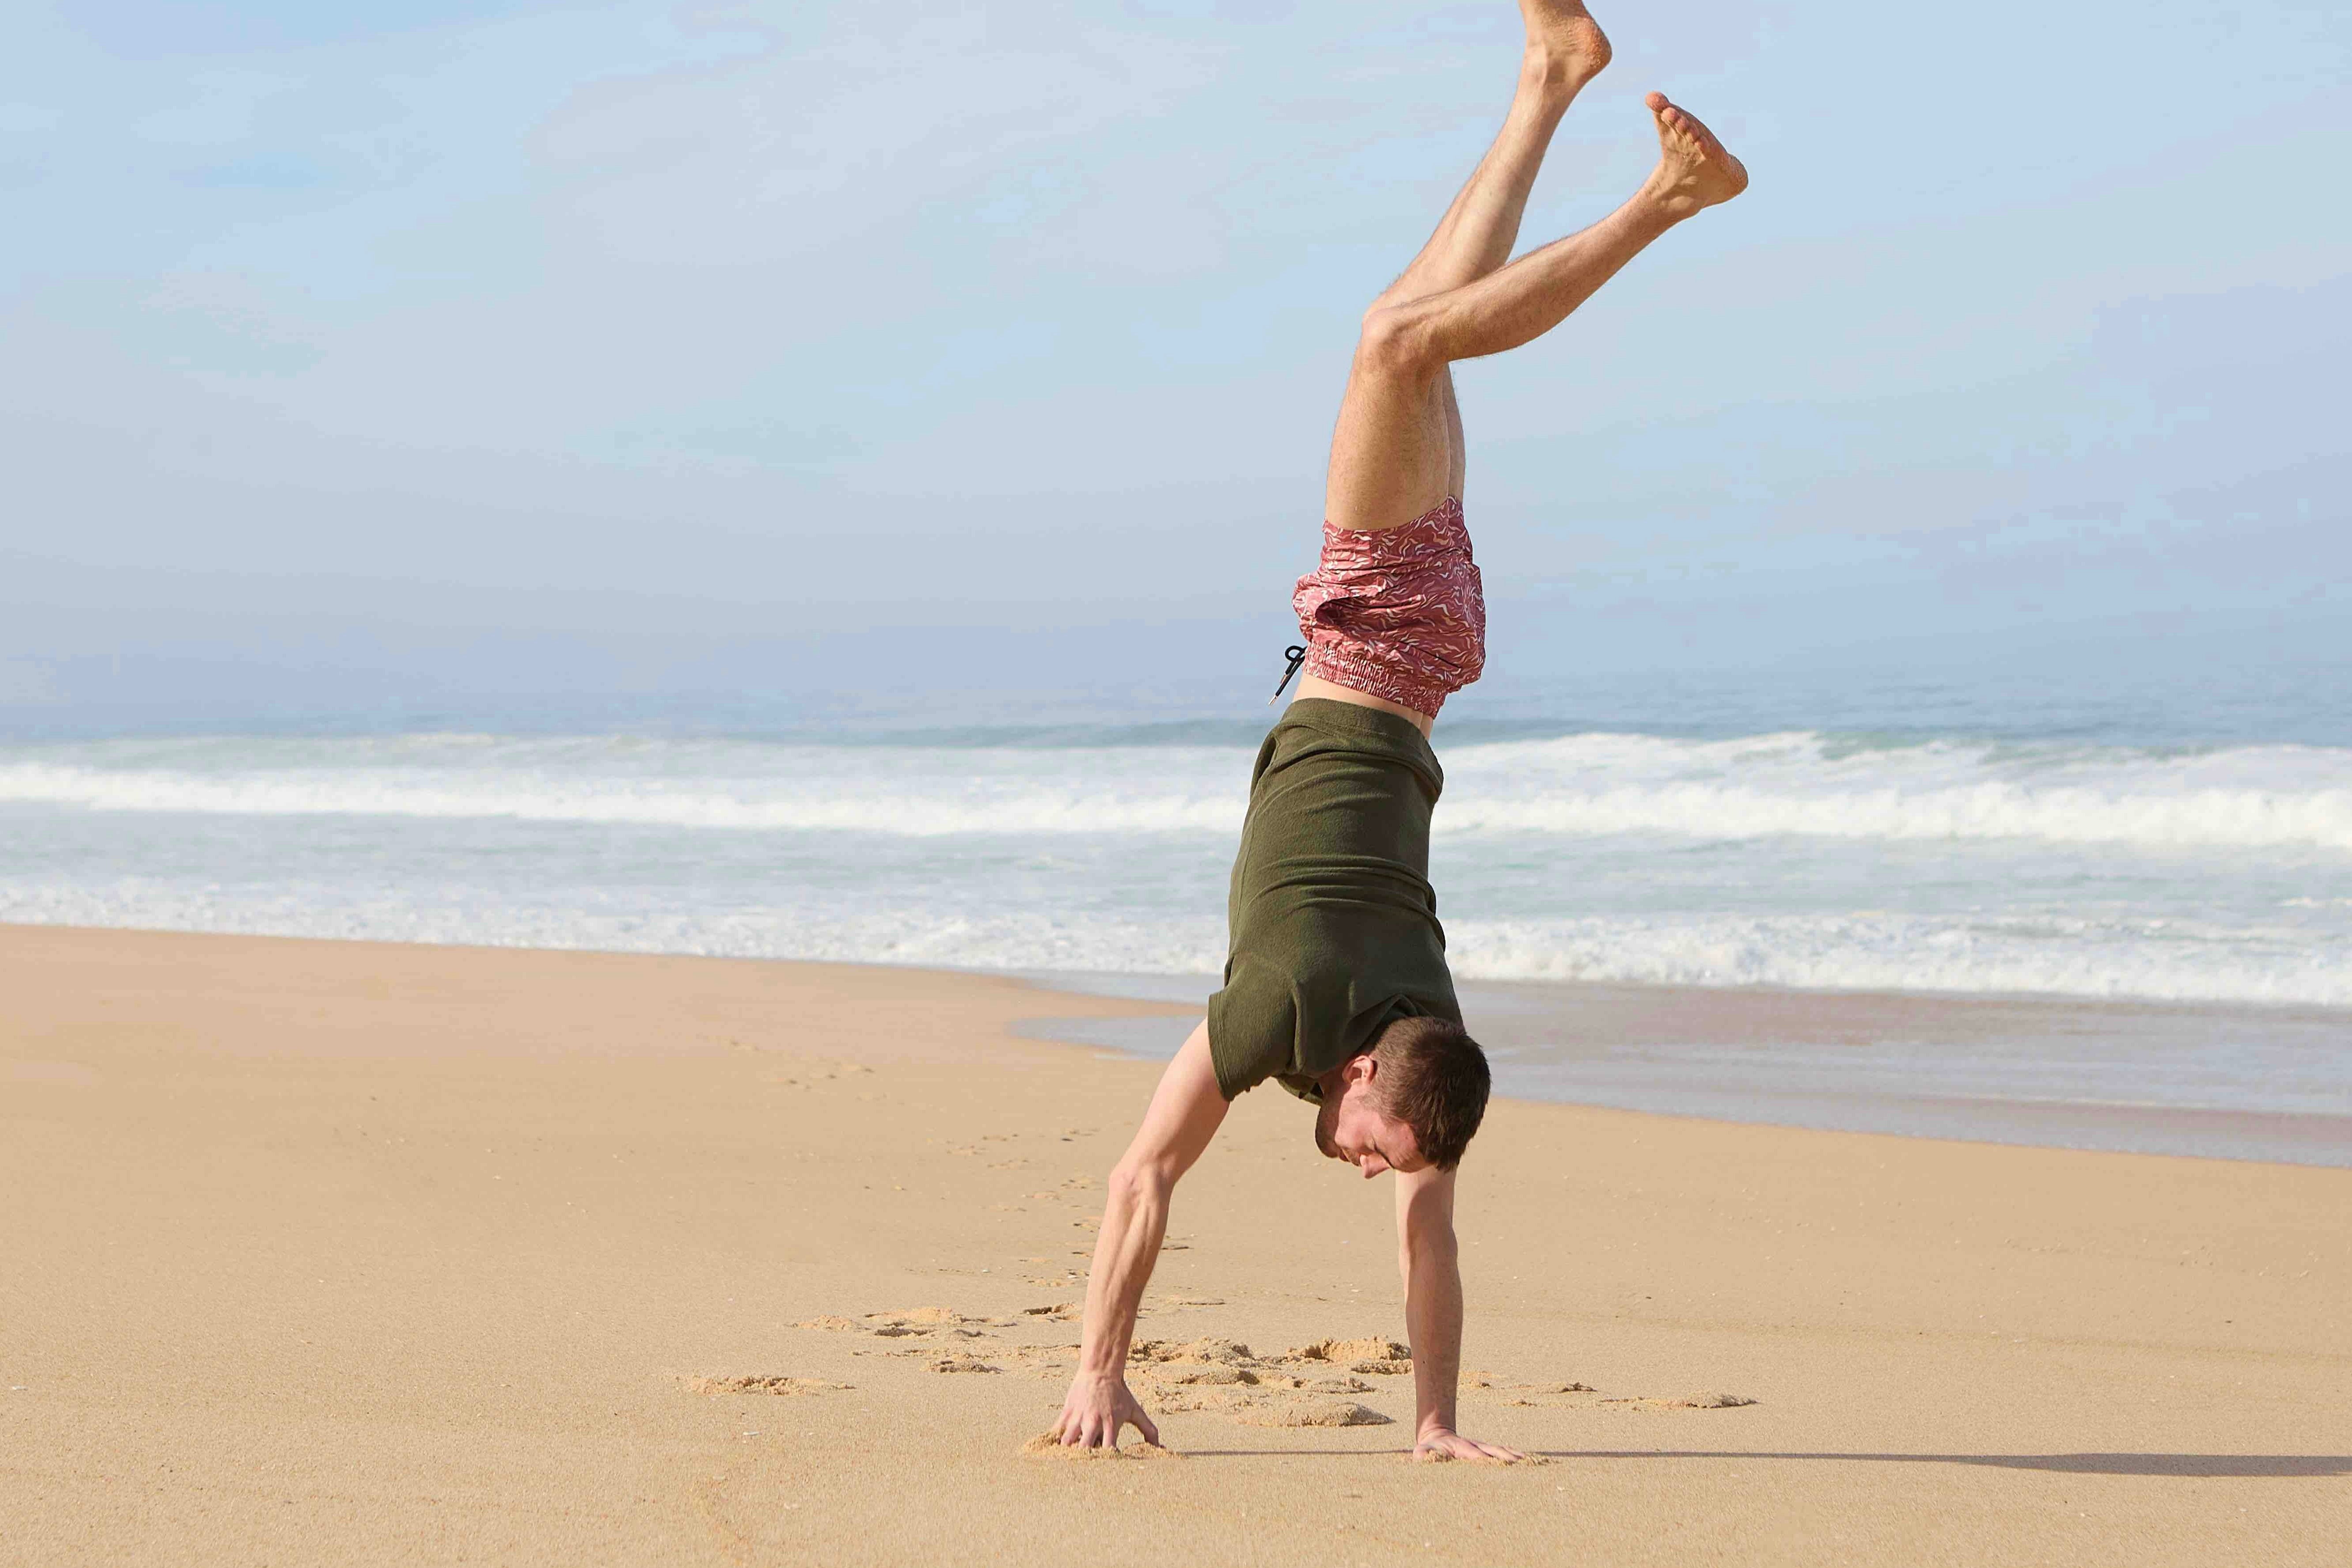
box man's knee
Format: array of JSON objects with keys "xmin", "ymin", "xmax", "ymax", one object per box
[{"xmin": 1357, "ymin": 303, "xmax": 1441, "ymax": 379}]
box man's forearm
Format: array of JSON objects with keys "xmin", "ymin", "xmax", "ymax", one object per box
[
  {"xmin": 1402, "ymin": 1233, "xmax": 1465, "ymax": 1437},
  {"xmin": 1074, "ymin": 1168, "xmax": 1173, "ymax": 1375}
]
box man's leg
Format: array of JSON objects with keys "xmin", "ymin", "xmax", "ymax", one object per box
[
  {"xmin": 1325, "ymin": 93, "xmax": 1747, "ymax": 534},
  {"xmin": 1372, "ymin": 1, "xmax": 1611, "ymax": 313},
  {"xmin": 1327, "ymin": 1, "xmax": 1610, "ymax": 532}
]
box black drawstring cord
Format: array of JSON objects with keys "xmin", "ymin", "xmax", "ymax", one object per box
[{"xmin": 1269, "ymin": 644, "xmax": 1308, "ymax": 705}]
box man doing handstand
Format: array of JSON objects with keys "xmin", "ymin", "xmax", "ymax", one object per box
[{"xmin": 1053, "ymin": 0, "xmax": 1746, "ymax": 1461}]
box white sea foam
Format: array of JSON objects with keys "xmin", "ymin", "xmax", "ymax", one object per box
[
  {"xmin": 0, "ymin": 879, "xmax": 1234, "ymax": 977},
  {"xmin": 6, "ymin": 730, "xmax": 2352, "ymax": 850},
  {"xmin": 1438, "ymin": 732, "xmax": 2352, "ymax": 850},
  {"xmin": 0, "ymin": 760, "xmax": 1241, "ymax": 835},
  {"xmin": 4, "ymin": 879, "xmax": 2347, "ymax": 1008},
  {"xmin": 5, "ymin": 728, "xmax": 2350, "ymax": 1010},
  {"xmin": 1443, "ymin": 914, "xmax": 2352, "ymax": 1007}
]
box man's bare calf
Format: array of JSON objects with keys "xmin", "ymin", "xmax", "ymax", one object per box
[{"xmin": 1324, "ymin": 86, "xmax": 1748, "ymax": 539}]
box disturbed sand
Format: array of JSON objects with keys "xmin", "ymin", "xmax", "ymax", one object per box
[{"xmin": 3, "ymin": 924, "xmax": 2347, "ymax": 1564}]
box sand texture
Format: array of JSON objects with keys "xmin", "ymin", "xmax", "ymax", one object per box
[{"xmin": 3, "ymin": 925, "xmax": 2348, "ymax": 1565}]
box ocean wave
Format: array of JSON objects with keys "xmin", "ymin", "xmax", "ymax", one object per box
[
  {"xmin": 1436, "ymin": 779, "xmax": 2352, "ymax": 849},
  {"xmin": 0, "ymin": 760, "xmax": 1241, "ymax": 835},
  {"xmin": 4, "ymin": 882, "xmax": 2346, "ymax": 1009},
  {"xmin": 1437, "ymin": 731, "xmax": 2352, "ymax": 849},
  {"xmin": 1443, "ymin": 914, "xmax": 2352, "ymax": 1007},
  {"xmin": 0, "ymin": 881, "xmax": 1232, "ymax": 977},
  {"xmin": 4, "ymin": 729, "xmax": 2352, "ymax": 851}
]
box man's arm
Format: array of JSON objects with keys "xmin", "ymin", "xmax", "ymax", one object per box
[
  {"xmin": 1052, "ymin": 1020, "xmax": 1229, "ymax": 1448},
  {"xmin": 1395, "ymin": 1164, "xmax": 1525, "ymax": 1462}
]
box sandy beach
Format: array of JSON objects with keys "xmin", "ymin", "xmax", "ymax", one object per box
[{"xmin": 4, "ymin": 923, "xmax": 2346, "ymax": 1565}]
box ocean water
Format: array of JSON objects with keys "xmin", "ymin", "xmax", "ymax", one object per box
[
  {"xmin": 7, "ymin": 721, "xmax": 2352, "ymax": 1003},
  {"xmin": 5, "ymin": 668, "xmax": 2349, "ymax": 1156}
]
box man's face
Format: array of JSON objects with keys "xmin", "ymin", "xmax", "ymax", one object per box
[{"xmin": 1315, "ymin": 1072, "xmax": 1426, "ymax": 1177}]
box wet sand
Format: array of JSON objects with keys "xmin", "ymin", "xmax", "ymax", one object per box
[
  {"xmin": 4, "ymin": 924, "xmax": 2347, "ymax": 1565},
  {"xmin": 1025, "ymin": 974, "xmax": 2352, "ymax": 1166}
]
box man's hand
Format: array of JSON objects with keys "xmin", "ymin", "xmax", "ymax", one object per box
[
  {"xmin": 1413, "ymin": 1426, "xmax": 1526, "ymax": 1464},
  {"xmin": 1053, "ymin": 1369, "xmax": 1160, "ymax": 1450}
]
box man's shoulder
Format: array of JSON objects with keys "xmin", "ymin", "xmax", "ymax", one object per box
[{"xmin": 1205, "ymin": 959, "xmax": 1296, "ymax": 1101}]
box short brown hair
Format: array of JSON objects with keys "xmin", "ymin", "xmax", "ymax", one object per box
[{"xmin": 1370, "ymin": 1014, "xmax": 1489, "ymax": 1170}]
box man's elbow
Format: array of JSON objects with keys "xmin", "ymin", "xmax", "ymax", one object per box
[{"xmin": 1107, "ymin": 1157, "xmax": 1178, "ymax": 1210}]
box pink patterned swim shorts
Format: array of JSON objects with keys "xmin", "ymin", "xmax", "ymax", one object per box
[{"xmin": 1291, "ymin": 495, "xmax": 1486, "ymax": 719}]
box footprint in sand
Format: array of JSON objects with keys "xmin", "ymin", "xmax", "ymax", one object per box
[
  {"xmin": 865, "ymin": 1306, "xmax": 978, "ymax": 1332},
  {"xmin": 684, "ymin": 1375, "xmax": 848, "ymax": 1397},
  {"xmin": 994, "ymin": 1343, "xmax": 1079, "ymax": 1378},
  {"xmin": 797, "ymin": 1307, "xmax": 1009, "ymax": 1339},
  {"xmin": 796, "ymin": 1306, "xmax": 1752, "ymax": 1423},
  {"xmin": 1019, "ymin": 1433, "xmax": 1181, "ymax": 1462},
  {"xmin": 1452, "ymin": 1371, "xmax": 1754, "ymax": 1409},
  {"xmin": 1597, "ymin": 1392, "xmax": 1760, "ymax": 1410},
  {"xmin": 1157, "ymin": 1365, "xmax": 1255, "ymax": 1386},
  {"xmin": 1236, "ymin": 1401, "xmax": 1391, "ymax": 1428},
  {"xmin": 1117, "ymin": 1338, "xmax": 1409, "ymax": 1427},
  {"xmin": 1290, "ymin": 1337, "xmax": 1414, "ymax": 1377},
  {"xmin": 797, "ymin": 1314, "xmax": 1078, "ymax": 1377}
]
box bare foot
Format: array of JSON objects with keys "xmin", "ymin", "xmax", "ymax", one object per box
[
  {"xmin": 1640, "ymin": 91, "xmax": 1748, "ymax": 216},
  {"xmin": 1522, "ymin": 0, "xmax": 1611, "ymax": 95}
]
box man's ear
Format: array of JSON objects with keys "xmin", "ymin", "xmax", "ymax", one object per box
[{"xmin": 1345, "ymin": 1052, "xmax": 1378, "ymax": 1089}]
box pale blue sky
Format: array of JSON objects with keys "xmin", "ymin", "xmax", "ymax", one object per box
[{"xmin": 2, "ymin": 1, "xmax": 2347, "ymax": 721}]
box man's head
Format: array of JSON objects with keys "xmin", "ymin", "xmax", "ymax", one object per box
[{"xmin": 1313, "ymin": 1014, "xmax": 1490, "ymax": 1177}]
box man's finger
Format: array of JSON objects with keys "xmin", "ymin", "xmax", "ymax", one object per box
[{"xmin": 1134, "ymin": 1408, "xmax": 1161, "ymax": 1447}]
